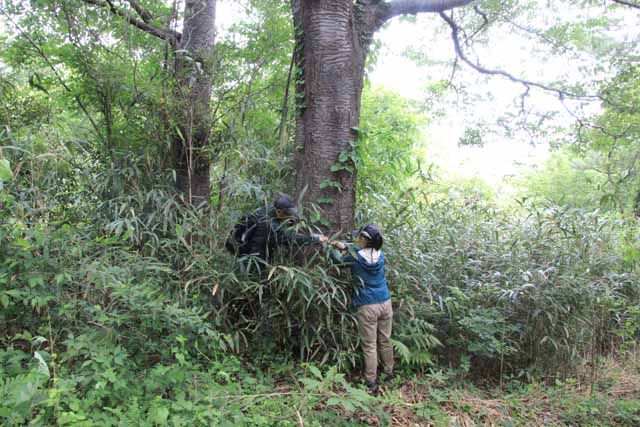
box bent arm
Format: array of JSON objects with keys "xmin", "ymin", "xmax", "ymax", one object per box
[{"xmin": 329, "ymin": 243, "xmax": 358, "ymax": 265}]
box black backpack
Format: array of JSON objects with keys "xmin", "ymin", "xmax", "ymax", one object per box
[{"xmin": 225, "ymin": 208, "xmax": 266, "ymax": 256}]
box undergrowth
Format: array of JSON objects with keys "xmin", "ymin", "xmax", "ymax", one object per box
[{"xmin": 1, "ymin": 134, "xmax": 639, "ymax": 425}]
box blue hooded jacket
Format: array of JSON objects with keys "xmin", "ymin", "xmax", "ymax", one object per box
[{"xmin": 330, "ymin": 244, "xmax": 391, "ymax": 308}]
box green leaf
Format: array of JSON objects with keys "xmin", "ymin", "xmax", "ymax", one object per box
[
  {"xmin": 330, "ymin": 163, "xmax": 354, "ymax": 173},
  {"xmin": 27, "ymin": 275, "xmax": 46, "ymax": 287},
  {"xmin": 0, "ymin": 159, "xmax": 11, "ymax": 182},
  {"xmin": 317, "ymin": 196, "xmax": 334, "ymax": 205},
  {"xmin": 151, "ymin": 406, "xmax": 169, "ymax": 424},
  {"xmin": 13, "ymin": 238, "xmax": 31, "ymax": 250},
  {"xmin": 319, "ymin": 179, "xmax": 342, "ymax": 192},
  {"xmin": 341, "ymin": 400, "xmax": 356, "ymax": 412},
  {"xmin": 15, "ymin": 381, "xmax": 39, "ymax": 405},
  {"xmin": 308, "ymin": 365, "xmax": 322, "ymax": 380},
  {"xmin": 34, "ymin": 351, "xmax": 50, "ymax": 378},
  {"xmin": 391, "ymin": 339, "xmax": 411, "ymax": 363},
  {"xmin": 326, "ymin": 397, "xmax": 342, "ymax": 406},
  {"xmin": 300, "ymin": 377, "xmax": 321, "ymax": 390}
]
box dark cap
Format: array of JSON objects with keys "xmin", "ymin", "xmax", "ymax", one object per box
[
  {"xmin": 353, "ymin": 224, "xmax": 381, "ymax": 240},
  {"xmin": 274, "ymin": 195, "xmax": 298, "ymax": 216}
]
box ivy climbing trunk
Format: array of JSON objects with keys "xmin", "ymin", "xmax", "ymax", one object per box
[
  {"xmin": 173, "ymin": 0, "xmax": 217, "ymax": 208},
  {"xmin": 291, "ymin": 0, "xmax": 473, "ymax": 230}
]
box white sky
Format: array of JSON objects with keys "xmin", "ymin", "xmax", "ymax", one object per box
[
  {"xmin": 369, "ymin": 15, "xmax": 554, "ymax": 189},
  {"xmin": 368, "ymin": 5, "xmax": 640, "ymax": 189}
]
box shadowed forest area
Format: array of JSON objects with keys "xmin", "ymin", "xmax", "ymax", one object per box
[{"xmin": 1, "ymin": 0, "xmax": 639, "ymax": 425}]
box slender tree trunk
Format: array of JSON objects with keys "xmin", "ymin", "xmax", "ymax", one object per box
[
  {"xmin": 173, "ymin": 0, "xmax": 216, "ymax": 208},
  {"xmin": 77, "ymin": 0, "xmax": 217, "ymax": 207}
]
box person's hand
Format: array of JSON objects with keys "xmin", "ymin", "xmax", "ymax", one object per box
[
  {"xmin": 330, "ymin": 241, "xmax": 346, "ymax": 250},
  {"xmin": 311, "ymin": 233, "xmax": 329, "ymax": 244}
]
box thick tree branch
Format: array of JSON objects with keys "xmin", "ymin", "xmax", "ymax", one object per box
[
  {"xmin": 611, "ymin": 0, "xmax": 640, "ymax": 9},
  {"xmin": 125, "ymin": 0, "xmax": 153, "ymax": 23},
  {"xmin": 379, "ymin": 0, "xmax": 475, "ymax": 23},
  {"xmin": 438, "ymin": 11, "xmax": 598, "ymax": 101},
  {"xmin": 81, "ymin": 0, "xmax": 180, "ymax": 43},
  {"xmin": 468, "ymin": 5, "xmax": 488, "ymax": 40}
]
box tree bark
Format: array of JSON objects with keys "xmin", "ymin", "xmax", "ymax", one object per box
[
  {"xmin": 173, "ymin": 0, "xmax": 216, "ymax": 208},
  {"xmin": 292, "ymin": 0, "xmax": 367, "ymax": 231},
  {"xmin": 292, "ymin": 0, "xmax": 474, "ymax": 230}
]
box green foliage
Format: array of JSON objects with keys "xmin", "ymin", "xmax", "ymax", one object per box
[
  {"xmin": 515, "ymin": 150, "xmax": 605, "ymax": 210},
  {"xmin": 0, "ymin": 350, "xmax": 50, "ymax": 425},
  {"xmin": 570, "ymin": 57, "xmax": 640, "ymax": 215},
  {"xmin": 0, "ymin": 157, "xmax": 11, "ymax": 182},
  {"xmin": 370, "ymin": 185, "xmax": 639, "ymax": 379},
  {"xmin": 358, "ymin": 86, "xmax": 425, "ymax": 204},
  {"xmin": 299, "ymin": 365, "xmax": 375, "ymax": 415},
  {"xmin": 1, "ymin": 1, "xmax": 640, "ymax": 425},
  {"xmin": 331, "ymin": 143, "xmax": 359, "ymax": 174}
]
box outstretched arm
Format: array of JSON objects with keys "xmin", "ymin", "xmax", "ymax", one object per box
[{"xmin": 277, "ymin": 223, "xmax": 326, "ymax": 248}]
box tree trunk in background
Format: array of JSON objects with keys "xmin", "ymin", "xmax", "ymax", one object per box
[
  {"xmin": 173, "ymin": 0, "xmax": 216, "ymax": 208},
  {"xmin": 78, "ymin": 0, "xmax": 216, "ymax": 207},
  {"xmin": 291, "ymin": 0, "xmax": 473, "ymax": 230}
]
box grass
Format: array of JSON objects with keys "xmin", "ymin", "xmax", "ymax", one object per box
[{"xmin": 300, "ymin": 357, "xmax": 640, "ymax": 426}]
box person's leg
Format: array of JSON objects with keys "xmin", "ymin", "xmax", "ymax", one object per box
[
  {"xmin": 377, "ymin": 299, "xmax": 394, "ymax": 377},
  {"xmin": 357, "ymin": 304, "xmax": 379, "ymax": 384}
]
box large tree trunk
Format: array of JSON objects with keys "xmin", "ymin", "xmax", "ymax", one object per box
[
  {"xmin": 292, "ymin": 0, "xmax": 473, "ymax": 230},
  {"xmin": 173, "ymin": 0, "xmax": 216, "ymax": 208},
  {"xmin": 293, "ymin": 0, "xmax": 366, "ymax": 231}
]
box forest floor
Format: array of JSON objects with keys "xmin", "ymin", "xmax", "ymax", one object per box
[{"xmin": 299, "ymin": 358, "xmax": 640, "ymax": 426}]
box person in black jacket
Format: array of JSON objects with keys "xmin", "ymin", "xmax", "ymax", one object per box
[{"xmin": 229, "ymin": 195, "xmax": 326, "ymax": 269}]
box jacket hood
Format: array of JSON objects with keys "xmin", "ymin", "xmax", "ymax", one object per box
[{"xmin": 355, "ymin": 248, "xmax": 384, "ymax": 273}]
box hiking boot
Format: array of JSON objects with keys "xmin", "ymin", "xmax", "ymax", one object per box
[{"xmin": 365, "ymin": 380, "xmax": 379, "ymax": 395}]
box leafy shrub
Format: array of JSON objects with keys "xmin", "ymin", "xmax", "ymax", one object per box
[{"xmin": 377, "ymin": 190, "xmax": 639, "ymax": 379}]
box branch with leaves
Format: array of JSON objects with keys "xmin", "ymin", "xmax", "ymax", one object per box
[
  {"xmin": 80, "ymin": 0, "xmax": 180, "ymax": 44},
  {"xmin": 0, "ymin": 6, "xmax": 104, "ymax": 143},
  {"xmin": 359, "ymin": 0, "xmax": 476, "ymax": 33},
  {"xmin": 125, "ymin": 0, "xmax": 154, "ymax": 22},
  {"xmin": 611, "ymin": 0, "xmax": 640, "ymax": 9},
  {"xmin": 438, "ymin": 10, "xmax": 598, "ymax": 102}
]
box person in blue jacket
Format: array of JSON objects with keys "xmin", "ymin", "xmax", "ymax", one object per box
[{"xmin": 330, "ymin": 224, "xmax": 394, "ymax": 394}]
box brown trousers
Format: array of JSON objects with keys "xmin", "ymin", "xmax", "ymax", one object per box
[{"xmin": 357, "ymin": 299, "xmax": 394, "ymax": 382}]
